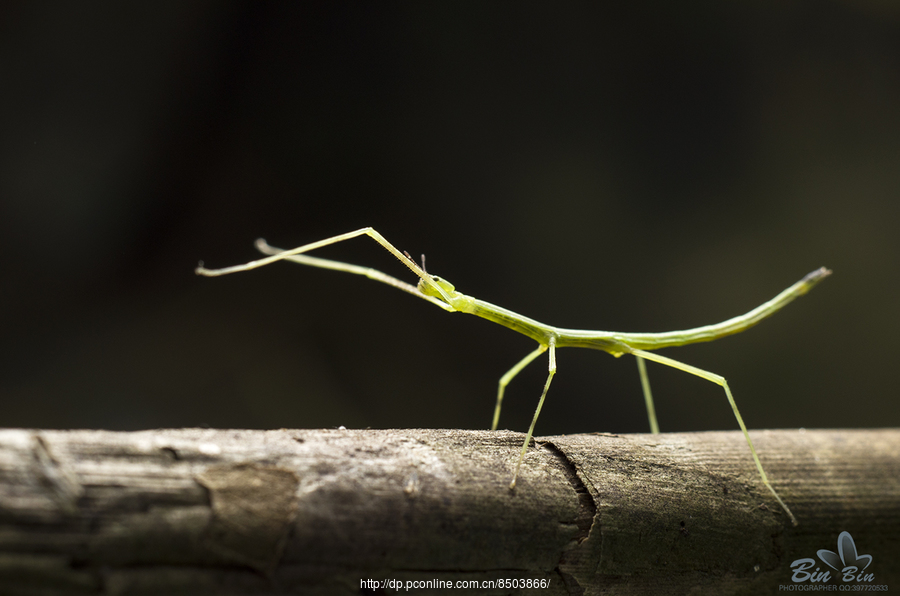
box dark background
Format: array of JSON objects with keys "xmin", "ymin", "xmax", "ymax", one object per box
[{"xmin": 2, "ymin": 2, "xmax": 898, "ymax": 437}]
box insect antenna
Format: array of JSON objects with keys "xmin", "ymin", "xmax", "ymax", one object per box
[{"xmin": 405, "ymin": 251, "xmax": 429, "ymax": 274}]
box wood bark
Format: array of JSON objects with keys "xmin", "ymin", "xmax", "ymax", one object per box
[{"xmin": 0, "ymin": 427, "xmax": 897, "ymax": 595}]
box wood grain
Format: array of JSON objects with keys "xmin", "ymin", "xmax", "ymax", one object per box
[{"xmin": 0, "ymin": 428, "xmax": 897, "ymax": 594}]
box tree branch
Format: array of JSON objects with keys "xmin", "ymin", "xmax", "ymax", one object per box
[{"xmin": 0, "ymin": 428, "xmax": 897, "ymax": 594}]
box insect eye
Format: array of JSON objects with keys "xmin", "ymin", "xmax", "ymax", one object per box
[
  {"xmin": 431, "ymin": 276, "xmax": 455, "ymax": 292},
  {"xmin": 418, "ymin": 275, "xmax": 456, "ymax": 299}
]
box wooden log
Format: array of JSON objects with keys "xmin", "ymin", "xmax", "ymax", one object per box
[{"xmin": 0, "ymin": 427, "xmax": 897, "ymax": 594}]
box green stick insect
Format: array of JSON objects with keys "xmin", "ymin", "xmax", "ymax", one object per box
[{"xmin": 196, "ymin": 227, "xmax": 831, "ymax": 526}]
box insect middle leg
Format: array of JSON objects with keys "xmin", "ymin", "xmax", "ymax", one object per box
[
  {"xmin": 630, "ymin": 348, "xmax": 798, "ymax": 526},
  {"xmin": 509, "ymin": 341, "xmax": 557, "ymax": 490},
  {"xmin": 492, "ymin": 345, "xmax": 548, "ymax": 431}
]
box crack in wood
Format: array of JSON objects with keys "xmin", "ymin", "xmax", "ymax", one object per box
[{"xmin": 31, "ymin": 433, "xmax": 82, "ymax": 515}]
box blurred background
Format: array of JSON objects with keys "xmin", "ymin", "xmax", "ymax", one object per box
[{"xmin": 1, "ymin": 2, "xmax": 897, "ymax": 437}]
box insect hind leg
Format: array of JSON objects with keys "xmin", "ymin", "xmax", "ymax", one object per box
[
  {"xmin": 630, "ymin": 348, "xmax": 798, "ymax": 526},
  {"xmin": 636, "ymin": 355, "xmax": 660, "ymax": 434}
]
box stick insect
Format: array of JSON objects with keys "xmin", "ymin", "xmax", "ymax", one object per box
[{"xmin": 196, "ymin": 227, "xmax": 830, "ymax": 526}]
